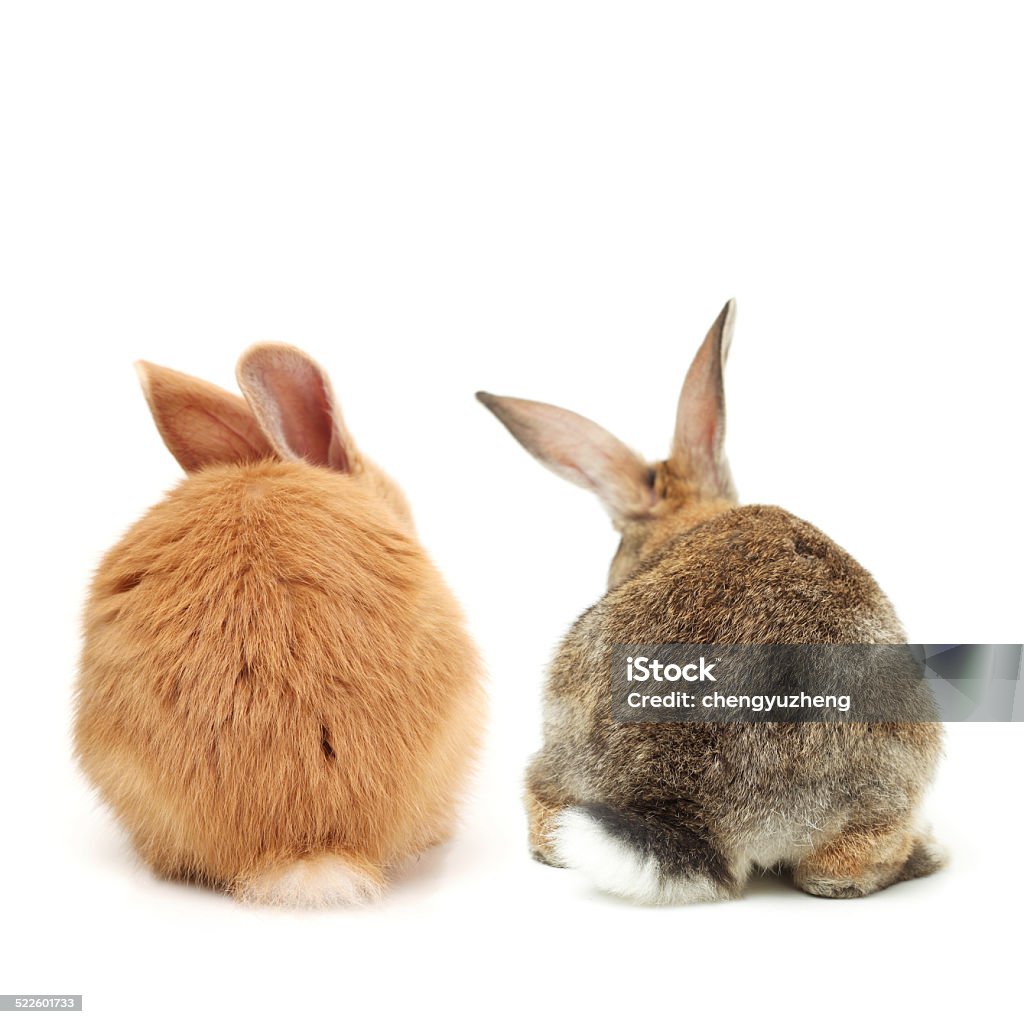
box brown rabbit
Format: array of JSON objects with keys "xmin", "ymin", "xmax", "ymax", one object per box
[
  {"xmin": 478, "ymin": 301, "xmax": 945, "ymax": 904},
  {"xmin": 75, "ymin": 345, "xmax": 485, "ymax": 906}
]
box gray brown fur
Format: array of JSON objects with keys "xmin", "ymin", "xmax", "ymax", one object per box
[{"xmin": 478, "ymin": 301, "xmax": 945, "ymax": 904}]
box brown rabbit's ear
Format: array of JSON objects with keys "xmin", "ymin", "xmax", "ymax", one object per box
[
  {"xmin": 135, "ymin": 361, "xmax": 275, "ymax": 474},
  {"xmin": 476, "ymin": 392, "xmax": 654, "ymax": 522},
  {"xmin": 235, "ymin": 344, "xmax": 360, "ymax": 472},
  {"xmin": 668, "ymin": 299, "xmax": 736, "ymax": 498}
]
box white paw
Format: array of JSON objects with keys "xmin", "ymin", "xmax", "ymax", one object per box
[
  {"xmin": 235, "ymin": 853, "xmax": 384, "ymax": 908},
  {"xmin": 549, "ymin": 807, "xmax": 720, "ymax": 905},
  {"xmin": 915, "ymin": 833, "xmax": 950, "ymax": 869}
]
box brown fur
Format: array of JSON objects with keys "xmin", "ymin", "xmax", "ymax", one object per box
[
  {"xmin": 524, "ymin": 786, "xmax": 566, "ymax": 865},
  {"xmin": 478, "ymin": 300, "xmax": 945, "ymax": 904},
  {"xmin": 75, "ymin": 347, "xmax": 485, "ymax": 904}
]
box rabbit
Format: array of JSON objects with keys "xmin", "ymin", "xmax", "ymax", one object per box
[
  {"xmin": 75, "ymin": 344, "xmax": 485, "ymax": 906},
  {"xmin": 476, "ymin": 300, "xmax": 945, "ymax": 904}
]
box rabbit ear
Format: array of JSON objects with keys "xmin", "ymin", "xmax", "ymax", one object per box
[
  {"xmin": 476, "ymin": 392, "xmax": 654, "ymax": 522},
  {"xmin": 235, "ymin": 344, "xmax": 360, "ymax": 472},
  {"xmin": 669, "ymin": 299, "xmax": 736, "ymax": 498},
  {"xmin": 135, "ymin": 361, "xmax": 275, "ymax": 473}
]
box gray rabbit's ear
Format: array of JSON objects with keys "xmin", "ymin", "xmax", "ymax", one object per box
[
  {"xmin": 236, "ymin": 344, "xmax": 361, "ymax": 473},
  {"xmin": 476, "ymin": 392, "xmax": 655, "ymax": 523},
  {"xmin": 669, "ymin": 299, "xmax": 736, "ymax": 499},
  {"xmin": 135, "ymin": 361, "xmax": 275, "ymax": 474}
]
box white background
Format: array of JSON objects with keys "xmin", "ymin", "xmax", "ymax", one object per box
[{"xmin": 2, "ymin": 3, "xmax": 1021, "ymax": 1021}]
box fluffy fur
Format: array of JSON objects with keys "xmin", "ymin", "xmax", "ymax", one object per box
[
  {"xmin": 479, "ymin": 300, "xmax": 944, "ymax": 905},
  {"xmin": 75, "ymin": 345, "xmax": 485, "ymax": 904}
]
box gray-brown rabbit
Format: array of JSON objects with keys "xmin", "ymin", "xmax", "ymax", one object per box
[{"xmin": 477, "ymin": 301, "xmax": 945, "ymax": 904}]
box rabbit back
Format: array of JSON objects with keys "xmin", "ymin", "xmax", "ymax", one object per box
[
  {"xmin": 530, "ymin": 504, "xmax": 942, "ymax": 895},
  {"xmin": 75, "ymin": 459, "xmax": 483, "ymax": 886}
]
